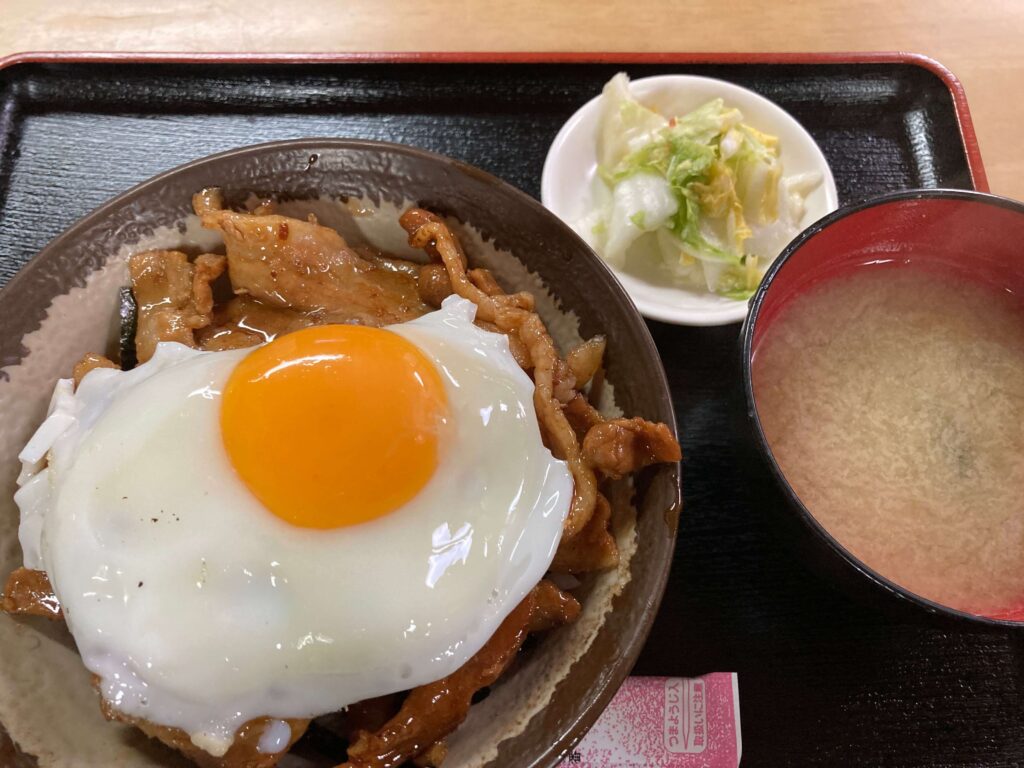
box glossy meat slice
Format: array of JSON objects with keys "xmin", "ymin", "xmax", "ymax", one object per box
[
  {"xmin": 563, "ymin": 392, "xmax": 603, "ymax": 439},
  {"xmin": 353, "ymin": 245, "xmax": 424, "ymax": 277},
  {"xmin": 340, "ymin": 581, "xmax": 580, "ymax": 768},
  {"xmin": 1, "ymin": 567, "xmax": 61, "ymax": 619},
  {"xmin": 566, "ymin": 336, "xmax": 606, "ymax": 388},
  {"xmin": 195, "ymin": 295, "xmax": 323, "ymax": 351},
  {"xmin": 129, "ymin": 250, "xmax": 227, "ymax": 362},
  {"xmin": 416, "ymin": 263, "xmax": 454, "ymax": 308},
  {"xmin": 99, "ymin": 695, "xmax": 309, "ymax": 768},
  {"xmin": 582, "ymin": 417, "xmax": 682, "ymax": 479},
  {"xmin": 72, "ymin": 353, "xmax": 118, "ymax": 387},
  {"xmin": 195, "ymin": 291, "xmax": 436, "ymax": 353},
  {"xmin": 195, "ymin": 190, "xmax": 430, "ymax": 325},
  {"xmin": 551, "ymin": 492, "xmax": 619, "ymax": 574}
]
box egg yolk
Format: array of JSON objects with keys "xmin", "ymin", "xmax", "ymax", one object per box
[{"xmin": 221, "ymin": 325, "xmax": 449, "ymax": 529}]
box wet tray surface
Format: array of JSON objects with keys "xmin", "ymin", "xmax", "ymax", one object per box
[{"xmin": 0, "ymin": 58, "xmax": 1015, "ymax": 767}]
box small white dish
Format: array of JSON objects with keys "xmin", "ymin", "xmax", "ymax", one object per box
[{"xmin": 541, "ymin": 74, "xmax": 839, "ymax": 326}]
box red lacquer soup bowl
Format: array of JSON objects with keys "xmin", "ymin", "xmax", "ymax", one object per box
[{"xmin": 741, "ymin": 189, "xmax": 1024, "ymax": 628}]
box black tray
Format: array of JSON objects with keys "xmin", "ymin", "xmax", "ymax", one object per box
[{"xmin": 0, "ymin": 54, "xmax": 1012, "ymax": 768}]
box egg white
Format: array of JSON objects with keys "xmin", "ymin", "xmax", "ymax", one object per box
[{"xmin": 14, "ymin": 296, "xmax": 572, "ymax": 756}]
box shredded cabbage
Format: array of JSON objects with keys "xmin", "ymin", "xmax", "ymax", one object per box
[{"xmin": 583, "ymin": 73, "xmax": 822, "ymax": 300}]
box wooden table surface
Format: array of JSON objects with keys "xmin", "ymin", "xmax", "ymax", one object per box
[{"xmin": 1, "ymin": 0, "xmax": 1021, "ymax": 200}]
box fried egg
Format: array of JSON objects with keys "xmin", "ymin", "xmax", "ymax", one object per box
[{"xmin": 14, "ymin": 296, "xmax": 572, "ymax": 756}]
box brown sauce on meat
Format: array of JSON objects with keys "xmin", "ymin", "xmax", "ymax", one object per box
[
  {"xmin": 341, "ymin": 581, "xmax": 580, "ymax": 768},
  {"xmin": 99, "ymin": 691, "xmax": 308, "ymax": 768},
  {"xmin": 1, "ymin": 567, "xmax": 61, "ymax": 619}
]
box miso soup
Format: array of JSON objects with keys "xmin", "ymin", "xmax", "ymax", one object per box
[{"xmin": 752, "ymin": 266, "xmax": 1024, "ymax": 617}]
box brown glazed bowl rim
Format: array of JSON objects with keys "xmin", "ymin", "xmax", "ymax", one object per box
[
  {"xmin": 740, "ymin": 187, "xmax": 1024, "ymax": 630},
  {"xmin": 0, "ymin": 138, "xmax": 681, "ymax": 765}
]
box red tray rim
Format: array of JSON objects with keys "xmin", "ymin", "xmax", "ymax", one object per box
[{"xmin": 0, "ymin": 50, "xmax": 988, "ymax": 193}]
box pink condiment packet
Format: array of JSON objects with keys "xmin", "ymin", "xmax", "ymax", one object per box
[{"xmin": 562, "ymin": 674, "xmax": 741, "ymax": 767}]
